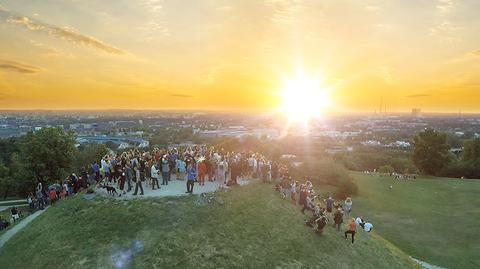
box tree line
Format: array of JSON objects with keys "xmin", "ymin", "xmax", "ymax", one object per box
[
  {"xmin": 412, "ymin": 128, "xmax": 480, "ymax": 178},
  {"xmin": 0, "ymin": 128, "xmax": 107, "ymax": 199}
]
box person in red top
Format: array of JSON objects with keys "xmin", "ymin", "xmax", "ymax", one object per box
[
  {"xmin": 344, "ymin": 218, "xmax": 356, "ymax": 244},
  {"xmin": 49, "ymin": 188, "xmax": 58, "ymax": 204},
  {"xmin": 198, "ymin": 160, "xmax": 207, "ymax": 186}
]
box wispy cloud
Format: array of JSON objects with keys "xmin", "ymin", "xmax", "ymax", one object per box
[
  {"xmin": 436, "ymin": 0, "xmax": 455, "ymax": 14},
  {"xmin": 0, "ymin": 9, "xmax": 126, "ymax": 55},
  {"xmin": 471, "ymin": 50, "xmax": 480, "ymax": 56},
  {"xmin": 0, "ymin": 59, "xmax": 41, "ymax": 73},
  {"xmin": 142, "ymin": 0, "xmax": 163, "ymax": 13}
]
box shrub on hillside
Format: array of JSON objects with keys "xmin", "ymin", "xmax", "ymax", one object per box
[{"xmin": 288, "ymin": 158, "xmax": 358, "ymax": 198}]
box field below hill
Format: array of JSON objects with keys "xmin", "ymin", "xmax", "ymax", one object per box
[
  {"xmin": 0, "ymin": 182, "xmax": 418, "ymax": 269},
  {"xmin": 351, "ymin": 172, "xmax": 480, "ymax": 269}
]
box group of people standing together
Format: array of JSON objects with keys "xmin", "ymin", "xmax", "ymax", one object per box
[
  {"xmin": 276, "ymin": 177, "xmax": 373, "ymax": 244},
  {"xmin": 92, "ymin": 145, "xmax": 283, "ymax": 196}
]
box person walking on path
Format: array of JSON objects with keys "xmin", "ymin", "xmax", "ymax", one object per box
[
  {"xmin": 344, "ymin": 218, "xmax": 356, "ymax": 244},
  {"xmin": 186, "ymin": 164, "xmax": 195, "ymax": 194}
]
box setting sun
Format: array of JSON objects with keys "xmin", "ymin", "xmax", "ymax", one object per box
[{"xmin": 280, "ymin": 72, "xmax": 331, "ymax": 122}]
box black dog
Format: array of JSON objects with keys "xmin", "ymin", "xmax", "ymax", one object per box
[{"xmin": 102, "ymin": 185, "xmax": 118, "ymax": 196}]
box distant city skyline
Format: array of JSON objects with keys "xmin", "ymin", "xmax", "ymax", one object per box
[{"xmin": 1, "ymin": 0, "xmax": 479, "ymax": 112}]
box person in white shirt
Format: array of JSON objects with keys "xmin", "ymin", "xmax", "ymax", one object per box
[
  {"xmin": 150, "ymin": 164, "xmax": 159, "ymax": 190},
  {"xmin": 363, "ymin": 221, "xmax": 373, "ymax": 232},
  {"xmin": 355, "ymin": 216, "xmax": 364, "ymax": 228}
]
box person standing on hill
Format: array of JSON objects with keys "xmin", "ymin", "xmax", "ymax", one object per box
[
  {"xmin": 198, "ymin": 160, "xmax": 206, "ymax": 186},
  {"xmin": 217, "ymin": 158, "xmax": 227, "ymax": 184},
  {"xmin": 345, "ymin": 218, "xmax": 356, "ymax": 244},
  {"xmin": 125, "ymin": 163, "xmax": 133, "ymax": 192},
  {"xmin": 344, "ymin": 197, "xmax": 353, "ymax": 218},
  {"xmin": 334, "ymin": 209, "xmax": 344, "ymax": 231},
  {"xmin": 176, "ymin": 158, "xmax": 186, "ymax": 180},
  {"xmin": 150, "ymin": 164, "xmax": 160, "ymax": 190},
  {"xmin": 186, "ymin": 163, "xmax": 195, "ymax": 194},
  {"xmin": 326, "ymin": 195, "xmax": 335, "ymax": 213},
  {"xmin": 160, "ymin": 155, "xmax": 170, "ymax": 186},
  {"xmin": 133, "ymin": 166, "xmax": 144, "ymax": 196}
]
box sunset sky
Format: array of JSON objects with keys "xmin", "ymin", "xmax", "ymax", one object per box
[{"xmin": 0, "ymin": 0, "xmax": 479, "ymax": 112}]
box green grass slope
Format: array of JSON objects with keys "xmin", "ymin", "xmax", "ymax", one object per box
[
  {"xmin": 352, "ymin": 172, "xmax": 480, "ymax": 269},
  {"xmin": 0, "ymin": 183, "xmax": 419, "ymax": 269}
]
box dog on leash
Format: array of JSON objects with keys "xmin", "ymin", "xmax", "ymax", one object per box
[{"xmin": 102, "ymin": 185, "xmax": 118, "ymax": 196}]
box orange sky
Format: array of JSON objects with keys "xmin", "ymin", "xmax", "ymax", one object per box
[{"xmin": 0, "ymin": 0, "xmax": 479, "ymax": 113}]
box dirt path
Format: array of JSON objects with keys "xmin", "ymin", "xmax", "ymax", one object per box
[{"xmin": 0, "ymin": 208, "xmax": 48, "ymax": 248}]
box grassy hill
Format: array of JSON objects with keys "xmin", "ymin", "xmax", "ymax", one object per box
[
  {"xmin": 0, "ymin": 182, "xmax": 418, "ymax": 269},
  {"xmin": 352, "ymin": 172, "xmax": 480, "ymax": 269}
]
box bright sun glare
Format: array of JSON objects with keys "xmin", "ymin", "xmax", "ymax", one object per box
[{"xmin": 280, "ymin": 72, "xmax": 331, "ymax": 123}]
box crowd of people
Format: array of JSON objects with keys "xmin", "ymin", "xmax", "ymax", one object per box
[
  {"xmin": 275, "ymin": 176, "xmax": 373, "ymax": 244},
  {"xmin": 87, "ymin": 145, "xmax": 285, "ymax": 196}
]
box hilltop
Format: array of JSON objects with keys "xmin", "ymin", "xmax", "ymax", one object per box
[{"xmin": 0, "ymin": 182, "xmax": 418, "ymax": 269}]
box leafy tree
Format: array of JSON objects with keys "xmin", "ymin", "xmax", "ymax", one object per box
[
  {"xmin": 0, "ymin": 160, "xmax": 10, "ymax": 199},
  {"xmin": 0, "ymin": 137, "xmax": 20, "ymax": 165},
  {"xmin": 458, "ymin": 139, "xmax": 480, "ymax": 178},
  {"xmin": 74, "ymin": 143, "xmax": 109, "ymax": 172},
  {"xmin": 19, "ymin": 128, "xmax": 76, "ymax": 187},
  {"xmin": 412, "ymin": 128, "xmax": 451, "ymax": 175},
  {"xmin": 462, "ymin": 139, "xmax": 480, "ymax": 166}
]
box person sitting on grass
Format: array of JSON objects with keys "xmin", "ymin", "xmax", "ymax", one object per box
[
  {"xmin": 363, "ymin": 220, "xmax": 373, "ymax": 232},
  {"xmin": 315, "ymin": 215, "xmax": 328, "ymax": 234},
  {"xmin": 345, "ymin": 218, "xmax": 357, "ymax": 244},
  {"xmin": 11, "ymin": 206, "xmax": 20, "ymax": 224},
  {"xmin": 355, "ymin": 216, "xmax": 365, "ymax": 229}
]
